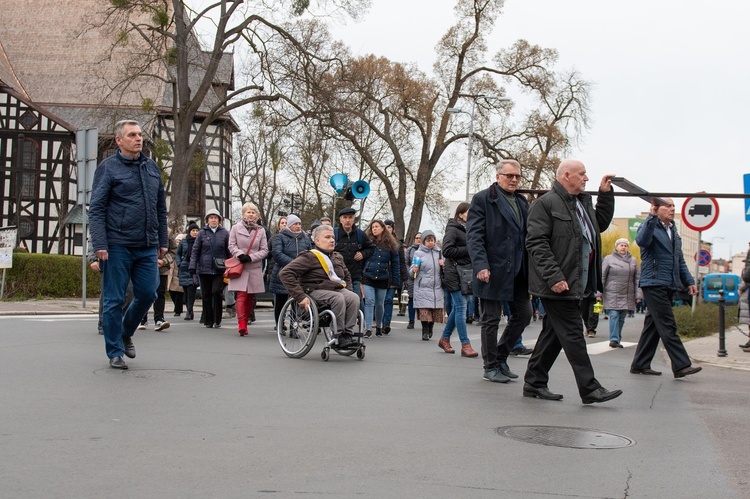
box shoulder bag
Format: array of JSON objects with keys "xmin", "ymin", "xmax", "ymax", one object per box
[
  {"xmin": 224, "ymin": 229, "xmax": 259, "ymax": 279},
  {"xmin": 455, "ymin": 262, "xmax": 474, "ymax": 295}
]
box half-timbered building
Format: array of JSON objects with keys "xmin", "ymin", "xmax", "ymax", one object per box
[{"xmin": 0, "ymin": 0, "xmax": 237, "ymax": 255}]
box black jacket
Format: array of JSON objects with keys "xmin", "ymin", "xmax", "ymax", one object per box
[
  {"xmin": 334, "ymin": 226, "xmax": 375, "ymax": 282},
  {"xmin": 466, "ymin": 183, "xmax": 529, "ymax": 301},
  {"xmin": 526, "ymin": 181, "xmax": 614, "ymax": 300},
  {"xmin": 441, "ymin": 218, "xmax": 470, "ymax": 292}
]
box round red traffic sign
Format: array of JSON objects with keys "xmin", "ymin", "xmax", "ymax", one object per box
[
  {"xmin": 681, "ymin": 197, "xmax": 719, "ymax": 232},
  {"xmin": 697, "ymin": 249, "xmax": 711, "ymax": 266}
]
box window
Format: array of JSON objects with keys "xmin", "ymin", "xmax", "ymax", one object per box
[
  {"xmin": 15, "ymin": 138, "xmax": 39, "ymax": 199},
  {"xmin": 19, "ymin": 110, "xmax": 38, "ymax": 130},
  {"xmin": 706, "ymin": 277, "xmax": 722, "ymax": 291}
]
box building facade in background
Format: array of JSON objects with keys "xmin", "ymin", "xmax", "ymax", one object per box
[{"xmin": 0, "ymin": 0, "xmax": 237, "ymax": 254}]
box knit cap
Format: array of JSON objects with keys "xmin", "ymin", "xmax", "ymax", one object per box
[{"xmin": 286, "ymin": 214, "xmax": 302, "ymax": 227}]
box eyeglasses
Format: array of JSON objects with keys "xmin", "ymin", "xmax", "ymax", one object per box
[{"xmin": 499, "ymin": 173, "xmax": 522, "ymax": 180}]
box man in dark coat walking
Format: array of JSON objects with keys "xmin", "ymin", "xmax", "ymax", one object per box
[
  {"xmin": 524, "ymin": 159, "xmax": 621, "ymax": 404},
  {"xmin": 466, "ymin": 159, "xmax": 533, "ymax": 383}
]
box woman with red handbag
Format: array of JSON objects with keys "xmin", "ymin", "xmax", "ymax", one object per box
[{"xmin": 228, "ymin": 202, "xmax": 269, "ymax": 336}]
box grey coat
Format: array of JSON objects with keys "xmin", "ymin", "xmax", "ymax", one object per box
[
  {"xmin": 601, "ymin": 250, "xmax": 642, "ymax": 311},
  {"xmin": 411, "ymin": 244, "xmax": 444, "ymax": 309}
]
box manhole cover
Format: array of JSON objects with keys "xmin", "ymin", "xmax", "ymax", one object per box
[
  {"xmin": 496, "ymin": 425, "xmax": 635, "ymax": 449},
  {"xmin": 123, "ymin": 369, "xmax": 215, "ymax": 379}
]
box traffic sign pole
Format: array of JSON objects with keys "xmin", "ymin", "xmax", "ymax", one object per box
[{"xmin": 693, "ymin": 231, "xmax": 701, "ymax": 314}]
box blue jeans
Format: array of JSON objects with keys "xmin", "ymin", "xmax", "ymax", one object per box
[
  {"xmin": 352, "ymin": 280, "xmax": 364, "ymax": 313},
  {"xmin": 513, "ymin": 335, "xmax": 524, "ymax": 350},
  {"xmin": 466, "ymin": 294, "xmax": 475, "ymax": 320},
  {"xmin": 101, "ymin": 246, "xmax": 159, "ymax": 359},
  {"xmin": 607, "ymin": 309, "xmax": 627, "ymax": 342},
  {"xmin": 442, "ymin": 290, "xmax": 469, "ymax": 344},
  {"xmin": 444, "ymin": 289, "xmax": 453, "ymax": 317},
  {"xmin": 363, "ymin": 285, "xmax": 388, "ymax": 329},
  {"xmin": 383, "ymin": 287, "xmax": 396, "ymax": 325}
]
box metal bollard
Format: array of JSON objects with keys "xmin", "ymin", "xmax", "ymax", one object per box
[{"xmin": 717, "ymin": 289, "xmax": 727, "ymax": 357}]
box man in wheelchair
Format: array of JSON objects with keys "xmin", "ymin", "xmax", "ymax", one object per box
[{"xmin": 280, "ymin": 225, "xmax": 361, "ymax": 347}]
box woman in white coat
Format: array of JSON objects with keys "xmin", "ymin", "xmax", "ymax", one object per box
[{"xmin": 228, "ymin": 203, "xmax": 269, "ymax": 336}]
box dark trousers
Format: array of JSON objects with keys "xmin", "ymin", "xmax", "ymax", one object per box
[
  {"xmin": 479, "ymin": 271, "xmax": 532, "ymax": 370},
  {"xmin": 525, "ymin": 298, "xmax": 601, "ymax": 397},
  {"xmin": 631, "ymin": 287, "xmax": 691, "ymax": 373},
  {"xmin": 183, "ymin": 284, "xmax": 196, "ymax": 317},
  {"xmin": 171, "ymin": 290, "xmax": 184, "ymax": 315},
  {"xmin": 274, "ymin": 293, "xmax": 288, "ymax": 324},
  {"xmin": 199, "ymin": 274, "xmax": 225, "ymax": 326},
  {"xmin": 580, "ymin": 295, "xmax": 600, "ymax": 333},
  {"xmin": 153, "ymin": 275, "xmax": 168, "ymax": 322}
]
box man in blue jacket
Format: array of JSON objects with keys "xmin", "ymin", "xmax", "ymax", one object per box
[
  {"xmin": 630, "ymin": 198, "xmax": 701, "ymax": 378},
  {"xmin": 89, "ymin": 120, "xmax": 168, "ymax": 369},
  {"xmin": 466, "ymin": 159, "xmax": 532, "ymax": 383}
]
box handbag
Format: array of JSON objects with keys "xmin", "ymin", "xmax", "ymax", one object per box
[
  {"xmin": 213, "ymin": 257, "xmax": 226, "ymax": 271},
  {"xmin": 224, "ymin": 229, "xmax": 259, "ymax": 279},
  {"xmin": 456, "ymin": 262, "xmax": 474, "ymax": 295}
]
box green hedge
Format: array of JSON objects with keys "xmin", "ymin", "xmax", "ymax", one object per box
[
  {"xmin": 674, "ymin": 301, "xmax": 740, "ymax": 338},
  {"xmin": 1, "ymin": 253, "xmax": 101, "ymax": 300}
]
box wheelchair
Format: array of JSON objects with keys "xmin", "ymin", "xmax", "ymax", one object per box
[{"xmin": 276, "ymin": 294, "xmax": 366, "ymax": 361}]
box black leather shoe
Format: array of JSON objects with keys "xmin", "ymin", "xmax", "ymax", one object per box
[
  {"xmin": 109, "ymin": 356, "xmax": 128, "ymax": 370},
  {"xmin": 498, "ymin": 362, "xmax": 519, "ymax": 379},
  {"xmin": 630, "ymin": 368, "xmax": 662, "ymax": 376},
  {"xmin": 523, "ymin": 383, "xmax": 563, "ymax": 400},
  {"xmin": 122, "ymin": 336, "xmax": 136, "ymax": 359},
  {"xmin": 582, "ymin": 387, "xmax": 623, "ymax": 404},
  {"xmin": 609, "ymin": 341, "xmax": 623, "ymax": 348},
  {"xmin": 510, "ymin": 347, "xmax": 533, "ymax": 356},
  {"xmin": 739, "ymin": 340, "xmax": 750, "ymax": 349},
  {"xmin": 674, "ymin": 365, "xmax": 702, "ymax": 378}
]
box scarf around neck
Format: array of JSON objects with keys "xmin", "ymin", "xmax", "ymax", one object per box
[{"xmin": 310, "ymin": 249, "xmax": 346, "ymax": 287}]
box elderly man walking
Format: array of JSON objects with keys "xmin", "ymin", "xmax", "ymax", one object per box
[
  {"xmin": 630, "ymin": 198, "xmax": 702, "ymax": 378},
  {"xmin": 523, "ymin": 159, "xmax": 622, "ymax": 404},
  {"xmin": 466, "ymin": 159, "xmax": 533, "ymax": 383}
]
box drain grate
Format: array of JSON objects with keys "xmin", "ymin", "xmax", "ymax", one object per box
[
  {"xmin": 123, "ymin": 369, "xmax": 215, "ymax": 379},
  {"xmin": 496, "ymin": 425, "xmax": 635, "ymax": 449}
]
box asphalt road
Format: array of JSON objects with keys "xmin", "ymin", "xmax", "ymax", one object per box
[{"xmin": 2, "ymin": 309, "xmax": 748, "ymax": 498}]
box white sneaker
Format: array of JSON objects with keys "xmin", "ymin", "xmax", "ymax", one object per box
[
  {"xmin": 155, "ymin": 320, "xmax": 170, "ymax": 332},
  {"xmin": 137, "ymin": 324, "xmax": 147, "ymax": 330}
]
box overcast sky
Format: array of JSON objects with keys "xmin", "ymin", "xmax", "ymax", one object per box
[{"xmin": 328, "ymin": 0, "xmax": 750, "ymax": 260}]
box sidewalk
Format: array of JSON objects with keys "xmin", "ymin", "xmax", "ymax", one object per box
[
  {"xmin": 683, "ymin": 324, "xmax": 750, "ymax": 371},
  {"xmin": 0, "ymin": 298, "xmax": 98, "ymax": 315}
]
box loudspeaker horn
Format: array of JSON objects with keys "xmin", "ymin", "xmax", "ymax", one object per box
[
  {"xmin": 329, "ymin": 173, "xmax": 349, "ymax": 194},
  {"xmin": 345, "ymin": 180, "xmax": 370, "ymax": 200}
]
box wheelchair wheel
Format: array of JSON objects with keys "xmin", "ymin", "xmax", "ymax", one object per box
[{"xmin": 277, "ymin": 296, "xmax": 318, "ymax": 358}]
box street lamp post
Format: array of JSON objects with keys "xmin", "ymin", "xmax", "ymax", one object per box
[{"xmin": 447, "ymin": 95, "xmax": 510, "ymax": 202}]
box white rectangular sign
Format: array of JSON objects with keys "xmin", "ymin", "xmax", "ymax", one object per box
[{"xmin": 0, "ymin": 226, "xmax": 17, "ymax": 269}]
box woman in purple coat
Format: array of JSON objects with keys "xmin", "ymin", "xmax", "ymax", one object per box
[{"xmin": 228, "ymin": 203, "xmax": 269, "ymax": 336}]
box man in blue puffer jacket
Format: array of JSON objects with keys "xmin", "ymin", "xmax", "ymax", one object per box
[
  {"xmin": 630, "ymin": 197, "xmax": 701, "ymax": 378},
  {"xmin": 89, "ymin": 120, "xmax": 168, "ymax": 370}
]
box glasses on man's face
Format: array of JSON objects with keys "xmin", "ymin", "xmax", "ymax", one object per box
[{"xmin": 499, "ymin": 173, "xmax": 522, "ymax": 180}]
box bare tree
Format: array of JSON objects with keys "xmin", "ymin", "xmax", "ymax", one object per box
[
  {"xmin": 93, "ymin": 0, "xmax": 369, "ymax": 231},
  {"xmin": 273, "ymin": 0, "xmax": 573, "ymax": 241}
]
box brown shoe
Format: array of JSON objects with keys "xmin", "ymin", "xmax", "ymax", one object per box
[
  {"xmin": 743, "ymin": 347, "xmax": 750, "ymax": 353},
  {"xmin": 438, "ymin": 337, "xmax": 455, "ymax": 354},
  {"xmin": 461, "ymin": 343, "xmax": 478, "ymax": 357}
]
